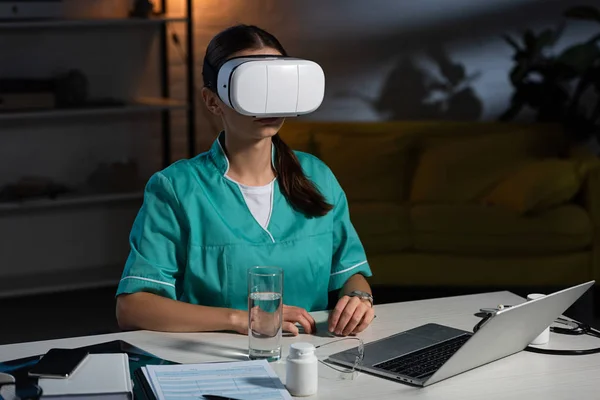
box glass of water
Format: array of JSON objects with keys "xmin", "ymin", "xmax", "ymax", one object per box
[{"xmin": 248, "ymin": 266, "xmax": 283, "ymax": 362}]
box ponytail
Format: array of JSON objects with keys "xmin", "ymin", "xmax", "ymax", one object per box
[{"xmin": 272, "ymin": 134, "xmax": 333, "ymax": 217}]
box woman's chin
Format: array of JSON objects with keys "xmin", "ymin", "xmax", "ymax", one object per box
[{"xmin": 252, "ymin": 118, "xmax": 285, "ymax": 137}]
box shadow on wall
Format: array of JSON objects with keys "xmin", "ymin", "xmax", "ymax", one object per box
[{"xmin": 336, "ymin": 45, "xmax": 483, "ymax": 121}]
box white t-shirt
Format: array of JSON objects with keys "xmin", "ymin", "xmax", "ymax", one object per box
[{"xmin": 231, "ymin": 179, "xmax": 274, "ymax": 229}]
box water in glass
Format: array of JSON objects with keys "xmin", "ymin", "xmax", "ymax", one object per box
[{"xmin": 247, "ymin": 266, "xmax": 283, "ymax": 362}]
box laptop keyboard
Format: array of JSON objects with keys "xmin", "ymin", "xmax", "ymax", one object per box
[{"xmin": 373, "ymin": 334, "xmax": 470, "ymax": 379}]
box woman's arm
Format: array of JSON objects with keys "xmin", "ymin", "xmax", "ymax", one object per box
[
  {"xmin": 116, "ymin": 292, "xmax": 316, "ymax": 335},
  {"xmin": 339, "ymin": 273, "xmax": 372, "ymax": 296},
  {"xmin": 116, "ymin": 292, "xmax": 247, "ymax": 334}
]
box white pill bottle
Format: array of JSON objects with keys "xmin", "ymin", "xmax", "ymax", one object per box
[{"xmin": 286, "ymin": 342, "xmax": 318, "ymax": 397}]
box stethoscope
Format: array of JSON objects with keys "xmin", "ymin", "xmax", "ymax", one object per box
[{"xmin": 476, "ymin": 305, "xmax": 600, "ymax": 355}]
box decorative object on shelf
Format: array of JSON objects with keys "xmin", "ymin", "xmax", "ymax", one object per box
[
  {"xmin": 0, "ymin": 77, "xmax": 55, "ymax": 111},
  {"xmin": 54, "ymin": 69, "xmax": 89, "ymax": 108},
  {"xmin": 500, "ymin": 5, "xmax": 600, "ymax": 146},
  {"xmin": 129, "ymin": 0, "xmax": 155, "ymax": 18},
  {"xmin": 0, "ymin": 69, "xmax": 91, "ymax": 113},
  {"xmin": 0, "ymin": 0, "xmax": 64, "ymax": 21},
  {"xmin": 0, "ymin": 176, "xmax": 70, "ymax": 202}
]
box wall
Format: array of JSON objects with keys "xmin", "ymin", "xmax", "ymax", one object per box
[
  {"xmin": 0, "ymin": 0, "xmax": 166, "ymax": 296},
  {"xmin": 167, "ymin": 0, "xmax": 600, "ymax": 153},
  {"xmin": 1, "ymin": 0, "xmax": 598, "ymax": 296}
]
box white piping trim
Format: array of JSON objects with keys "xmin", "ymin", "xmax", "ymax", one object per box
[
  {"xmin": 216, "ymin": 135, "xmax": 230, "ymax": 176},
  {"xmin": 216, "ymin": 133, "xmax": 276, "ymax": 243},
  {"xmin": 331, "ymin": 261, "xmax": 368, "ymax": 276},
  {"xmin": 120, "ymin": 276, "xmax": 175, "ymax": 288},
  {"xmin": 234, "ymin": 181, "xmax": 276, "ymax": 243},
  {"xmin": 265, "ymin": 180, "xmax": 274, "ymax": 228}
]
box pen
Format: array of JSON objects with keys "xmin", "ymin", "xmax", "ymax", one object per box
[{"xmin": 202, "ymin": 395, "xmax": 242, "ymax": 400}]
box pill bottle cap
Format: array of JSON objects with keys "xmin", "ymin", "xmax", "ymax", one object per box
[
  {"xmin": 527, "ymin": 293, "xmax": 546, "ymax": 301},
  {"xmin": 289, "ymin": 342, "xmax": 316, "ymax": 359}
]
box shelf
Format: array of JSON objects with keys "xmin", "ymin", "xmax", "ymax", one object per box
[
  {"xmin": 0, "ymin": 97, "xmax": 187, "ymax": 121},
  {"xmin": 0, "ymin": 191, "xmax": 143, "ymax": 213},
  {"xmin": 0, "ymin": 15, "xmax": 188, "ymax": 29},
  {"xmin": 0, "ymin": 264, "xmax": 122, "ymax": 299}
]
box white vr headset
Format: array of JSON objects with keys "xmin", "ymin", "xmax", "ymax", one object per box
[{"xmin": 204, "ymin": 56, "xmax": 325, "ymax": 117}]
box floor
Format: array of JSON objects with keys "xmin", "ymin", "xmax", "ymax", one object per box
[{"xmin": 0, "ymin": 284, "xmax": 598, "ymax": 346}]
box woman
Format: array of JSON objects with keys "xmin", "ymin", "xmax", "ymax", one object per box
[{"xmin": 115, "ymin": 24, "xmax": 375, "ymax": 337}]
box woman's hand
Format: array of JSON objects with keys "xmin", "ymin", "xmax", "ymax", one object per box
[
  {"xmin": 328, "ymin": 295, "xmax": 375, "ymax": 336},
  {"xmin": 230, "ymin": 305, "xmax": 316, "ymax": 336},
  {"xmin": 282, "ymin": 305, "xmax": 316, "ymax": 335}
]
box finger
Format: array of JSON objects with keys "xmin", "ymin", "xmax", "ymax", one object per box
[
  {"xmin": 284, "ymin": 306, "xmax": 316, "ymax": 334},
  {"xmin": 352, "ymin": 307, "xmax": 375, "ymax": 334},
  {"xmin": 334, "ymin": 297, "xmax": 360, "ymax": 335},
  {"xmin": 294, "ymin": 313, "xmax": 314, "ymax": 334},
  {"xmin": 301, "ymin": 308, "xmax": 317, "ymax": 333},
  {"xmin": 283, "ymin": 321, "xmax": 299, "ymax": 336},
  {"xmin": 329, "ymin": 296, "xmax": 350, "ymax": 332},
  {"xmin": 343, "ymin": 304, "xmax": 368, "ymax": 336}
]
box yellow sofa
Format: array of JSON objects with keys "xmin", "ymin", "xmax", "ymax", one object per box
[{"xmin": 278, "ymin": 121, "xmax": 600, "ymax": 288}]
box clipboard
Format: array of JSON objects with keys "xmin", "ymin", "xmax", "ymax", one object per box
[
  {"xmin": 0, "ymin": 340, "xmax": 177, "ymax": 400},
  {"xmin": 133, "ymin": 368, "xmax": 158, "ymax": 400}
]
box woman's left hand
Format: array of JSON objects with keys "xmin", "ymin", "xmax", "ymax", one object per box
[{"xmin": 328, "ymin": 295, "xmax": 375, "ymax": 336}]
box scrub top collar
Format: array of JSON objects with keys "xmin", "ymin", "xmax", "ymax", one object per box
[{"xmin": 210, "ymin": 131, "xmax": 277, "ymax": 177}]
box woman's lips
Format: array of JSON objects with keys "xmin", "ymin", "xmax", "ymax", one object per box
[{"xmin": 254, "ymin": 117, "xmax": 282, "ymax": 125}]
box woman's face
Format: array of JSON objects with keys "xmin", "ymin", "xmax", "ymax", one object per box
[{"xmin": 202, "ymin": 47, "xmax": 286, "ymax": 141}]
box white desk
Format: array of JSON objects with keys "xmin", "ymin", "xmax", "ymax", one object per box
[{"xmin": 1, "ymin": 291, "xmax": 599, "ymax": 400}]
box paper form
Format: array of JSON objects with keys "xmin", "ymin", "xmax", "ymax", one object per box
[{"xmin": 143, "ymin": 359, "xmax": 293, "ymax": 400}]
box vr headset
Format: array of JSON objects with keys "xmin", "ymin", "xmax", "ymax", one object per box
[{"xmin": 203, "ymin": 55, "xmax": 325, "ymax": 117}]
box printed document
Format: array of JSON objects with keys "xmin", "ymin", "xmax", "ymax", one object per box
[{"xmin": 143, "ymin": 359, "xmax": 292, "ymax": 400}]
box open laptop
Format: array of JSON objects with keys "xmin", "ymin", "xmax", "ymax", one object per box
[{"xmin": 327, "ymin": 281, "xmax": 595, "ymax": 387}]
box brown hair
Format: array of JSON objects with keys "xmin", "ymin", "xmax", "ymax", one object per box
[{"xmin": 202, "ymin": 24, "xmax": 333, "ymax": 217}]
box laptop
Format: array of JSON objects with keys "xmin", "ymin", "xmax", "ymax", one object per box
[{"xmin": 327, "ymin": 280, "xmax": 595, "ymax": 387}]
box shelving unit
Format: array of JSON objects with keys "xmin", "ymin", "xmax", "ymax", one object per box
[
  {"xmin": 0, "ymin": 1, "xmax": 196, "ymax": 297},
  {"xmin": 0, "ymin": 15, "xmax": 189, "ymax": 29},
  {"xmin": 0, "ymin": 192, "xmax": 144, "ymax": 214},
  {"xmin": 0, "ymin": 97, "xmax": 187, "ymax": 121}
]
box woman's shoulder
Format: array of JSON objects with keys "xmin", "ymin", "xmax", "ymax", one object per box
[
  {"xmin": 294, "ymin": 150, "xmax": 332, "ymax": 176},
  {"xmin": 144, "ymin": 152, "xmax": 214, "ymax": 194},
  {"xmin": 293, "ymin": 150, "xmax": 342, "ymax": 192}
]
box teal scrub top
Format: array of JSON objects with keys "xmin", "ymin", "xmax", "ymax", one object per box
[{"xmin": 116, "ymin": 133, "xmax": 372, "ymax": 312}]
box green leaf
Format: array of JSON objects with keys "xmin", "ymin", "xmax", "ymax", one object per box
[
  {"xmin": 502, "ymin": 34, "xmax": 521, "ymax": 52},
  {"xmin": 510, "ymin": 63, "xmax": 529, "ymax": 85},
  {"xmin": 524, "ymin": 29, "xmax": 536, "ymax": 51},
  {"xmin": 564, "ymin": 5, "xmax": 600, "ymax": 23},
  {"xmin": 557, "ymin": 42, "xmax": 600, "ymax": 74},
  {"xmin": 537, "ymin": 29, "xmax": 557, "ymax": 50}
]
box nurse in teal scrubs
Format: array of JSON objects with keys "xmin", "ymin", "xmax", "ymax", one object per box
[{"xmin": 115, "ymin": 25, "xmax": 375, "ymax": 337}]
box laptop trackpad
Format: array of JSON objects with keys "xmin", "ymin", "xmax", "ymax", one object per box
[{"xmin": 363, "ymin": 323, "xmax": 469, "ymax": 366}]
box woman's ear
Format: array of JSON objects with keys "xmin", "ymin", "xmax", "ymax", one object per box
[{"xmin": 201, "ymin": 87, "xmax": 223, "ymax": 116}]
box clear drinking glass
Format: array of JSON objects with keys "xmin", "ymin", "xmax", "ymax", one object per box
[{"xmin": 248, "ymin": 266, "xmax": 283, "ymax": 362}]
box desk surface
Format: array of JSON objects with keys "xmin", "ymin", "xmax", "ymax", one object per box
[{"xmin": 1, "ymin": 291, "xmax": 599, "ymax": 400}]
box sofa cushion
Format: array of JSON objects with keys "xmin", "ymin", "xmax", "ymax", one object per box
[
  {"xmin": 483, "ymin": 159, "xmax": 583, "ymax": 214},
  {"xmin": 411, "ymin": 204, "xmax": 592, "ymax": 255},
  {"xmin": 410, "ymin": 129, "xmax": 562, "ymax": 204},
  {"xmin": 349, "ymin": 202, "xmax": 412, "ymax": 254},
  {"xmin": 314, "ymin": 132, "xmax": 415, "ymax": 202}
]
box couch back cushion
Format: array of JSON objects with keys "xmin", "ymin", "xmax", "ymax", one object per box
[
  {"xmin": 279, "ymin": 122, "xmax": 417, "ymax": 202},
  {"xmin": 409, "ymin": 126, "xmax": 565, "ymax": 203},
  {"xmin": 278, "ymin": 121, "xmax": 566, "ymax": 204}
]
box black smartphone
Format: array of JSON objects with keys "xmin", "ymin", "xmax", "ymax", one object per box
[{"xmin": 28, "ymin": 348, "xmax": 89, "ymax": 379}]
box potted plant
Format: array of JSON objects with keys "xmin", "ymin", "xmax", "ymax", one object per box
[{"xmin": 500, "ymin": 5, "xmax": 600, "ymax": 147}]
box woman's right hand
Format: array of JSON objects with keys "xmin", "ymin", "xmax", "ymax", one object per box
[
  {"xmin": 232, "ymin": 304, "xmax": 316, "ymax": 336},
  {"xmin": 282, "ymin": 305, "xmax": 316, "ymax": 335}
]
